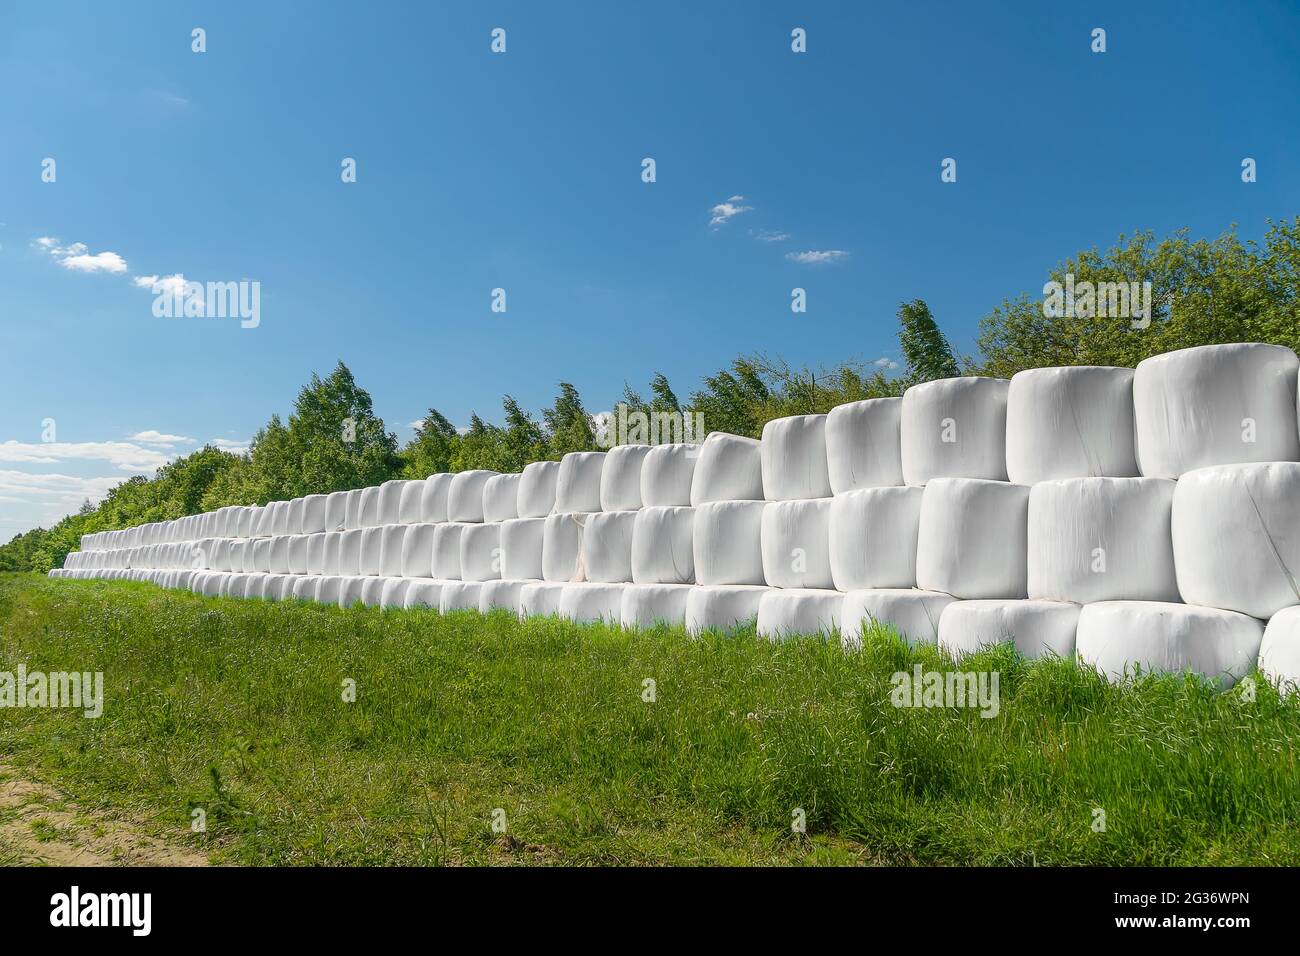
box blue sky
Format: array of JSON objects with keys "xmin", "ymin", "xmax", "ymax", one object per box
[{"xmin": 2, "ymin": 0, "xmax": 1298, "ymax": 537}]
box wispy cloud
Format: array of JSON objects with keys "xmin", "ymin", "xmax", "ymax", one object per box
[
  {"xmin": 752, "ymin": 229, "xmax": 790, "ymax": 242},
  {"xmin": 785, "ymin": 249, "xmax": 848, "ymax": 265},
  {"xmin": 873, "ymin": 357, "xmax": 900, "ymax": 370},
  {"xmin": 129, "ymin": 430, "xmax": 195, "ymax": 445},
  {"xmin": 709, "ymin": 195, "xmax": 753, "ymax": 228},
  {"xmin": 133, "ymin": 273, "xmax": 188, "ymax": 296},
  {"xmin": 208, "ymin": 438, "xmax": 250, "ymax": 453},
  {"xmin": 0, "ymin": 440, "xmax": 170, "ymax": 472},
  {"xmin": 34, "ymin": 238, "xmax": 129, "ymax": 274},
  {"xmin": 0, "ymin": 469, "xmax": 123, "ymax": 505}
]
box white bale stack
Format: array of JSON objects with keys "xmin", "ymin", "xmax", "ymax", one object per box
[
  {"xmin": 359, "ymin": 526, "xmax": 384, "ymax": 575},
  {"xmin": 338, "ymin": 530, "xmax": 363, "ymax": 576},
  {"xmin": 621, "ymin": 584, "xmax": 693, "ymax": 629},
  {"xmin": 306, "ymin": 533, "xmax": 328, "ymax": 575},
  {"xmin": 555, "ymin": 453, "xmax": 605, "ymax": 514},
  {"xmin": 317, "ymin": 576, "xmax": 344, "ymax": 605},
  {"xmin": 1076, "ymin": 601, "xmax": 1264, "ymax": 688},
  {"xmin": 518, "ymin": 461, "xmax": 560, "ymax": 518},
  {"xmin": 542, "ymin": 513, "xmax": 586, "ymax": 582},
  {"xmin": 1258, "ymin": 606, "xmax": 1300, "ymax": 692},
  {"xmin": 1133, "ymin": 343, "xmax": 1300, "ymax": 478},
  {"xmin": 448, "ymin": 471, "xmax": 499, "ymax": 523},
  {"xmin": 1005, "ymin": 366, "xmax": 1138, "ymax": 484},
  {"xmin": 828, "ymin": 486, "xmax": 923, "ymax": 591},
  {"xmin": 519, "ymin": 581, "xmax": 567, "ymax": 618},
  {"xmin": 431, "ymin": 524, "xmax": 466, "ymax": 580},
  {"xmin": 322, "ymin": 532, "xmax": 343, "ymax": 576},
  {"xmin": 358, "ymin": 487, "xmax": 382, "ymax": 528},
  {"xmin": 600, "ymin": 445, "xmax": 651, "ymax": 512},
  {"xmin": 690, "ymin": 432, "xmax": 763, "ymax": 505},
  {"xmin": 631, "ymin": 507, "xmax": 695, "ymax": 585},
  {"xmin": 761, "ymin": 415, "xmax": 831, "ymax": 501},
  {"xmin": 841, "ymin": 589, "xmax": 957, "ymax": 647},
  {"xmin": 559, "ymin": 582, "xmax": 625, "ymax": 624},
  {"xmin": 916, "ymin": 478, "xmax": 1029, "ymax": 599},
  {"xmin": 761, "ymin": 499, "xmax": 832, "ymax": 590},
  {"xmin": 338, "ymin": 576, "xmax": 366, "ymax": 608},
  {"xmin": 640, "ymin": 444, "xmax": 699, "ymax": 507},
  {"xmin": 501, "ymin": 518, "xmax": 545, "ymax": 581},
  {"xmin": 401, "ymin": 524, "xmax": 437, "ymax": 578},
  {"xmin": 287, "ymin": 535, "xmax": 311, "ymax": 575},
  {"xmin": 693, "ymin": 500, "xmax": 765, "ymax": 586},
  {"xmin": 343, "ymin": 489, "xmax": 365, "ymax": 530},
  {"xmin": 380, "ymin": 577, "xmax": 410, "ymax": 608},
  {"xmin": 379, "ymin": 524, "xmax": 407, "ymax": 577},
  {"xmin": 482, "ymin": 474, "xmax": 521, "ymax": 523},
  {"xmin": 582, "ymin": 511, "xmax": 637, "ymax": 583},
  {"xmin": 1028, "ymin": 477, "xmax": 1179, "ymax": 605},
  {"xmin": 461, "ymin": 523, "xmax": 502, "ymax": 582},
  {"xmin": 685, "ymin": 585, "xmax": 769, "ymax": 635},
  {"xmin": 938, "ymin": 600, "xmax": 1080, "ymax": 660},
  {"xmin": 398, "ymin": 481, "xmax": 425, "ymax": 524},
  {"xmin": 376, "ymin": 480, "xmax": 409, "ymax": 526},
  {"xmin": 360, "ymin": 576, "xmax": 386, "ymax": 607},
  {"xmin": 1171, "ymin": 462, "xmax": 1300, "ymax": 619},
  {"xmin": 440, "ymin": 580, "xmax": 483, "ymax": 612},
  {"xmin": 404, "ymin": 581, "xmax": 444, "ymax": 609},
  {"xmin": 901, "ymin": 377, "xmax": 1010, "ymax": 485},
  {"xmin": 302, "ymin": 495, "xmax": 328, "ymax": 534},
  {"xmin": 825, "ymin": 398, "xmax": 904, "ymax": 494},
  {"xmin": 325, "ymin": 491, "xmax": 349, "ymax": 532},
  {"xmin": 479, "ymin": 580, "xmax": 527, "ymax": 613},
  {"xmin": 420, "ymin": 474, "xmax": 453, "ymax": 524},
  {"xmin": 757, "ymin": 588, "xmax": 842, "ymax": 640}
]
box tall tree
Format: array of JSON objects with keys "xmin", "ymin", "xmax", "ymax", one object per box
[{"xmin": 897, "ymin": 299, "xmax": 960, "ymax": 384}]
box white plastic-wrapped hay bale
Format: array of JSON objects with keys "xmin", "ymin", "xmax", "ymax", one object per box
[
  {"xmin": 440, "ymin": 581, "xmax": 483, "ymax": 613},
  {"xmin": 826, "ymin": 398, "xmax": 904, "ymax": 494},
  {"xmin": 227, "ymin": 574, "xmax": 251, "ymax": 599},
  {"xmin": 359, "ymin": 526, "xmax": 385, "ymax": 576},
  {"xmin": 828, "ymin": 486, "xmax": 923, "ymax": 591},
  {"xmin": 343, "ymin": 489, "xmax": 365, "ymax": 530},
  {"xmin": 482, "ymin": 474, "xmax": 522, "ymax": 523},
  {"xmin": 431, "ymin": 524, "xmax": 467, "ymax": 580},
  {"xmin": 337, "ymin": 576, "xmax": 367, "ymax": 609},
  {"xmin": 316, "ymin": 576, "xmax": 344, "ymax": 606},
  {"xmin": 359, "ymin": 576, "xmax": 387, "ymax": 607},
  {"xmin": 542, "ymin": 513, "xmax": 586, "ymax": 582},
  {"xmin": 448, "ymin": 470, "xmax": 499, "ymax": 523},
  {"xmin": 600, "ymin": 444, "xmax": 651, "ymax": 512},
  {"xmin": 250, "ymin": 538, "xmax": 272, "ymax": 574},
  {"xmin": 199, "ymin": 572, "xmax": 226, "ymax": 597},
  {"xmin": 1258, "ymin": 606, "xmax": 1300, "ymax": 693},
  {"xmin": 400, "ymin": 524, "xmax": 436, "ymax": 578},
  {"xmin": 306, "ymin": 533, "xmax": 328, "ymax": 575},
  {"xmin": 1076, "ymin": 601, "xmax": 1264, "ymax": 688},
  {"xmin": 693, "ymin": 500, "xmax": 765, "ymax": 586},
  {"xmin": 757, "ymin": 588, "xmax": 842, "ymax": 640},
  {"xmin": 582, "ymin": 511, "xmax": 637, "ymax": 583},
  {"xmin": 358, "ymin": 486, "xmax": 382, "ymax": 529},
  {"xmin": 685, "ymin": 585, "xmax": 769, "ymax": 635},
  {"xmin": 501, "ymin": 517, "xmax": 545, "ymax": 580},
  {"xmin": 235, "ymin": 508, "xmax": 257, "ymax": 539},
  {"xmin": 841, "ymin": 588, "xmax": 958, "ymax": 648},
  {"xmin": 938, "ymin": 599, "xmax": 1080, "ymax": 660},
  {"xmin": 555, "ymin": 452, "xmax": 605, "ymax": 514},
  {"xmin": 559, "ymin": 582, "xmax": 625, "ymax": 624},
  {"xmin": 518, "ymin": 461, "xmax": 560, "ymax": 518},
  {"xmin": 461, "ymin": 523, "xmax": 502, "ymax": 582},
  {"xmin": 377, "ymin": 480, "xmax": 409, "ymax": 526},
  {"xmin": 244, "ymin": 573, "xmax": 269, "ymax": 599},
  {"xmin": 380, "ymin": 577, "xmax": 410, "ymax": 608},
  {"xmin": 379, "ymin": 524, "xmax": 408, "ymax": 578},
  {"xmin": 404, "ymin": 580, "xmax": 444, "ymax": 610},
  {"xmin": 761, "ymin": 499, "xmax": 832, "ymax": 590},
  {"xmin": 621, "ymin": 583, "xmax": 692, "ymax": 629},
  {"xmin": 325, "ymin": 491, "xmax": 349, "ymax": 532},
  {"xmin": 285, "ymin": 498, "xmax": 306, "ymax": 537},
  {"xmin": 287, "ymin": 534, "xmax": 311, "ymax": 575},
  {"xmin": 916, "ymin": 478, "xmax": 1029, "ymax": 600},
  {"xmin": 338, "ymin": 529, "xmax": 363, "ymax": 576},
  {"xmin": 480, "ymin": 579, "xmax": 527, "ymax": 614},
  {"xmin": 299, "ymin": 495, "xmax": 326, "ymax": 535},
  {"xmin": 420, "ymin": 474, "xmax": 453, "ymax": 524},
  {"xmin": 397, "ymin": 480, "xmax": 424, "ymax": 524},
  {"xmin": 631, "ymin": 506, "xmax": 695, "ymax": 585},
  {"xmin": 519, "ymin": 581, "xmax": 567, "ymax": 618},
  {"xmin": 761, "ymin": 415, "xmax": 831, "ymax": 501},
  {"xmin": 901, "ymin": 377, "xmax": 1010, "ymax": 485},
  {"xmin": 1005, "ymin": 366, "xmax": 1138, "ymax": 484},
  {"xmin": 1028, "ymin": 477, "xmax": 1178, "ymax": 605},
  {"xmin": 691, "ymin": 432, "xmax": 763, "ymax": 505},
  {"xmin": 1134, "ymin": 343, "xmax": 1300, "ymax": 479},
  {"xmin": 322, "ymin": 532, "xmax": 343, "ymax": 576},
  {"xmin": 1171, "ymin": 462, "xmax": 1300, "ymax": 619},
  {"xmin": 267, "ymin": 536, "xmax": 290, "ymax": 574},
  {"xmin": 228, "ymin": 540, "xmax": 249, "ymax": 573},
  {"xmin": 641, "ymin": 444, "xmax": 700, "ymax": 507}
]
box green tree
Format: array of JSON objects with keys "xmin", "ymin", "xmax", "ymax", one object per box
[{"xmin": 898, "ymin": 299, "xmax": 960, "ymax": 384}]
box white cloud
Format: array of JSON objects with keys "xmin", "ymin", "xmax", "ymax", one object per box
[
  {"xmin": 129, "ymin": 430, "xmax": 195, "ymax": 445},
  {"xmin": 873, "ymin": 357, "xmax": 900, "ymax": 370},
  {"xmin": 133, "ymin": 273, "xmax": 187, "ymax": 296},
  {"xmin": 753, "ymin": 229, "xmax": 790, "ymax": 242},
  {"xmin": 0, "ymin": 469, "xmax": 123, "ymax": 504},
  {"xmin": 0, "ymin": 440, "xmax": 170, "ymax": 472},
  {"xmin": 34, "ymin": 236, "xmax": 130, "ymax": 274},
  {"xmin": 709, "ymin": 197, "xmax": 753, "ymax": 228},
  {"xmin": 208, "ymin": 438, "xmax": 250, "ymax": 453},
  {"xmin": 408, "ymin": 419, "xmax": 425, "ymax": 431},
  {"xmin": 785, "ymin": 249, "xmax": 848, "ymax": 264}
]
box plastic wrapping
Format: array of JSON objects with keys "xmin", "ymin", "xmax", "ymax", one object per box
[
  {"xmin": 344, "ymin": 488, "xmax": 365, "ymax": 529},
  {"xmin": 227, "ymin": 574, "xmax": 251, "ymax": 600},
  {"xmin": 282, "ymin": 535, "xmax": 306, "ymax": 575},
  {"xmin": 1028, "ymin": 477, "xmax": 1178, "ymax": 605},
  {"xmin": 1171, "ymin": 462, "xmax": 1300, "ymax": 619},
  {"xmin": 338, "ymin": 530, "xmax": 363, "ymax": 577},
  {"xmin": 760, "ymin": 499, "xmax": 833, "ymax": 590},
  {"xmin": 358, "ymin": 486, "xmax": 382, "ymax": 528},
  {"xmin": 519, "ymin": 581, "xmax": 567, "ymax": 618},
  {"xmin": 916, "ymin": 478, "xmax": 1029, "ymax": 600},
  {"xmin": 234, "ymin": 507, "xmax": 255, "ymax": 539},
  {"xmin": 322, "ymin": 532, "xmax": 343, "ymax": 576},
  {"xmin": 325, "ymin": 491, "xmax": 350, "ymax": 532},
  {"xmin": 301, "ymin": 495, "xmax": 328, "ymax": 534},
  {"xmin": 479, "ymin": 579, "xmax": 527, "ymax": 614},
  {"xmin": 760, "ymin": 415, "xmax": 831, "ymax": 501},
  {"xmin": 938, "ymin": 599, "xmax": 1081, "ymax": 660},
  {"xmin": 501, "ymin": 517, "xmax": 545, "ymax": 581},
  {"xmin": 360, "ymin": 576, "xmax": 387, "ymax": 607},
  {"xmin": 380, "ymin": 577, "xmax": 411, "ymax": 608},
  {"xmin": 690, "ymin": 432, "xmax": 763, "ymax": 506},
  {"xmin": 640, "ymin": 444, "xmax": 700, "ymax": 507},
  {"xmin": 316, "ymin": 576, "xmax": 344, "ymax": 606},
  {"xmin": 305, "ymin": 533, "xmax": 328, "ymax": 575},
  {"xmin": 245, "ymin": 573, "xmax": 269, "ymax": 599},
  {"xmin": 420, "ymin": 474, "xmax": 453, "ymax": 524},
  {"xmin": 359, "ymin": 526, "xmax": 385, "ymax": 576},
  {"xmin": 398, "ymin": 480, "xmax": 425, "ymax": 524},
  {"xmin": 621, "ymin": 583, "xmax": 693, "ymax": 629},
  {"xmin": 600, "ymin": 444, "xmax": 651, "ymax": 512},
  {"xmin": 227, "ymin": 540, "xmax": 248, "ymax": 574},
  {"xmin": 542, "ymin": 513, "xmax": 586, "ymax": 582},
  {"xmin": 482, "ymin": 474, "xmax": 522, "ymax": 523},
  {"xmin": 555, "ymin": 452, "xmax": 605, "ymax": 514},
  {"xmin": 684, "ymin": 585, "xmax": 769, "ymax": 635},
  {"xmin": 376, "ymin": 480, "xmax": 407, "ymax": 526},
  {"xmin": 404, "ymin": 580, "xmax": 444, "ymax": 610},
  {"xmin": 460, "ymin": 523, "xmax": 502, "ymax": 582},
  {"xmin": 631, "ymin": 506, "xmax": 695, "ymax": 585},
  {"xmin": 448, "ymin": 470, "xmax": 499, "ymax": 523},
  {"xmin": 1076, "ymin": 600, "xmax": 1264, "ymax": 688},
  {"xmin": 582, "ymin": 511, "xmax": 637, "ymax": 583},
  {"xmin": 900, "ymin": 376, "xmax": 1010, "ymax": 485},
  {"xmin": 337, "ymin": 576, "xmax": 366, "ymax": 609},
  {"xmin": 431, "ymin": 523, "xmax": 467, "ymax": 580},
  {"xmin": 285, "ymin": 498, "xmax": 306, "ymax": 536},
  {"xmin": 693, "ymin": 500, "xmax": 766, "ymax": 586},
  {"xmin": 440, "ymin": 581, "xmax": 484, "ymax": 613},
  {"xmin": 1134, "ymin": 343, "xmax": 1300, "ymax": 479},
  {"xmin": 248, "ymin": 538, "xmax": 271, "ymax": 574},
  {"xmin": 293, "ymin": 576, "xmax": 321, "ymax": 602},
  {"xmin": 841, "ymin": 588, "xmax": 958, "ymax": 648},
  {"xmin": 828, "ymin": 486, "xmax": 923, "ymax": 591},
  {"xmin": 1258, "ymin": 606, "xmax": 1300, "ymax": 692},
  {"xmin": 757, "ymin": 588, "xmax": 842, "ymax": 640},
  {"xmin": 379, "ymin": 524, "xmax": 408, "ymax": 578},
  {"xmin": 825, "ymin": 397, "xmax": 904, "ymax": 494},
  {"xmin": 1005, "ymin": 366, "xmax": 1138, "ymax": 484},
  {"xmin": 518, "ymin": 461, "xmax": 560, "ymax": 518},
  {"xmin": 559, "ymin": 583, "xmax": 626, "ymax": 624},
  {"xmin": 401, "ymin": 524, "xmax": 437, "ymax": 578}
]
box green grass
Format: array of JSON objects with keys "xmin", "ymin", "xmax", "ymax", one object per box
[{"xmin": 2, "ymin": 572, "xmax": 1299, "ymax": 866}]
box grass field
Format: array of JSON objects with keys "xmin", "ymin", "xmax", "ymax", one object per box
[{"xmin": 2, "ymin": 572, "xmax": 1299, "ymax": 866}]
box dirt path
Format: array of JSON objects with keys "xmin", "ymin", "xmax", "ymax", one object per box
[{"xmin": 0, "ymin": 762, "xmax": 209, "ymax": 867}]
